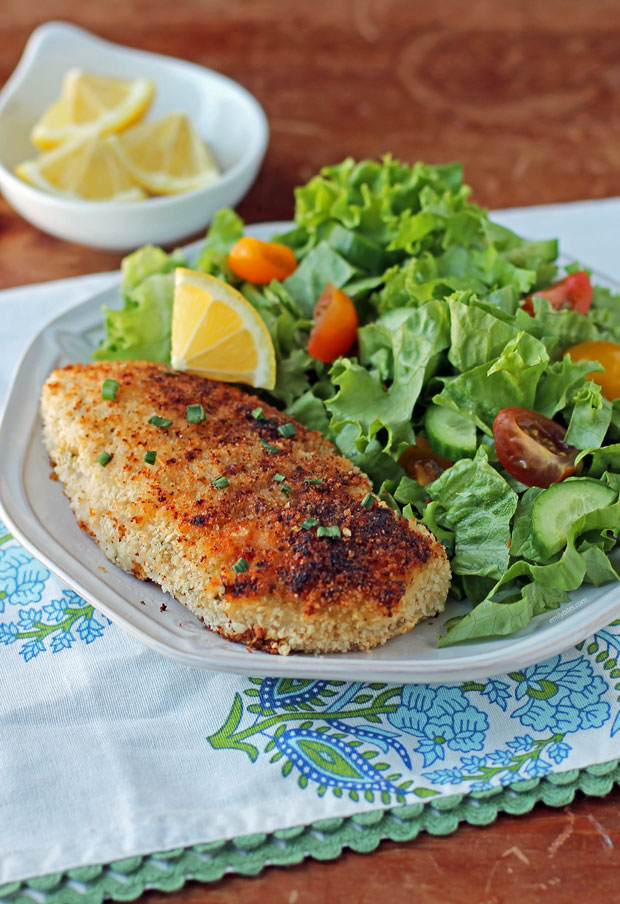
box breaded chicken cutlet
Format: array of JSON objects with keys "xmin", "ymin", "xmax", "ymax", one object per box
[{"xmin": 40, "ymin": 361, "xmax": 450, "ymax": 654}]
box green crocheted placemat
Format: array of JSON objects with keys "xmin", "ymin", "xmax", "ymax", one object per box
[{"xmin": 1, "ymin": 758, "xmax": 617, "ymax": 903}]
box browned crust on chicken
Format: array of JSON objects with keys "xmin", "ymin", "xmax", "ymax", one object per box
[{"xmin": 40, "ymin": 361, "xmax": 450, "ymax": 653}]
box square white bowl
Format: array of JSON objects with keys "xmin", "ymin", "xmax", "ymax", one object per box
[{"xmin": 0, "ymin": 22, "xmax": 269, "ymax": 250}]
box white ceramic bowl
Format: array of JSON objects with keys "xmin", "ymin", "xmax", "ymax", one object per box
[{"xmin": 0, "ymin": 22, "xmax": 269, "ymax": 250}]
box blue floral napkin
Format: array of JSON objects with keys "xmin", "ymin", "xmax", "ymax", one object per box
[{"xmin": 2, "ymin": 202, "xmax": 620, "ymax": 887}]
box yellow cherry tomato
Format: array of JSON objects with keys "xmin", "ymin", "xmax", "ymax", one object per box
[
  {"xmin": 564, "ymin": 340, "xmax": 620, "ymax": 400},
  {"xmin": 227, "ymin": 237, "xmax": 297, "ymax": 284}
]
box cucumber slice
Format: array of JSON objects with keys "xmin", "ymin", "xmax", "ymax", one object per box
[
  {"xmin": 425, "ymin": 404, "xmax": 477, "ymax": 461},
  {"xmin": 532, "ymin": 477, "xmax": 617, "ymax": 558}
]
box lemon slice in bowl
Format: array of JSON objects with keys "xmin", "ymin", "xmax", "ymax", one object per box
[
  {"xmin": 14, "ymin": 134, "xmax": 146, "ymax": 201},
  {"xmin": 109, "ymin": 111, "xmax": 221, "ymax": 195},
  {"xmin": 171, "ymin": 268, "xmax": 276, "ymax": 389},
  {"xmin": 31, "ymin": 69, "xmax": 155, "ymax": 150}
]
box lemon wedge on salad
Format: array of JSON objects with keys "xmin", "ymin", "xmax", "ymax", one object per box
[
  {"xmin": 31, "ymin": 69, "xmax": 155, "ymax": 150},
  {"xmin": 171, "ymin": 268, "xmax": 276, "ymax": 389},
  {"xmin": 109, "ymin": 112, "xmax": 220, "ymax": 195},
  {"xmin": 14, "ymin": 134, "xmax": 146, "ymax": 201}
]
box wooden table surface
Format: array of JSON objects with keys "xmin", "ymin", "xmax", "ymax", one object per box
[{"xmin": 2, "ymin": 0, "xmax": 619, "ymax": 899}]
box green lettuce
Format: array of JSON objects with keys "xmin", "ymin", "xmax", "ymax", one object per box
[
  {"xmin": 433, "ymin": 331, "xmax": 549, "ymax": 433},
  {"xmin": 194, "ymin": 208, "xmax": 244, "ymax": 280},
  {"xmin": 425, "ymin": 448, "xmax": 518, "ymax": 580},
  {"xmin": 438, "ymin": 504, "xmax": 620, "ymax": 645},
  {"xmin": 121, "ymin": 245, "xmax": 185, "ymax": 291},
  {"xmin": 93, "ymin": 272, "xmax": 176, "ymax": 363}
]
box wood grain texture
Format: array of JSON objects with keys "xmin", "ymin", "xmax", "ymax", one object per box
[
  {"xmin": 3, "ymin": 0, "xmax": 620, "ymax": 287},
  {"xmin": 138, "ymin": 790, "xmax": 620, "ymax": 903},
  {"xmin": 2, "ymin": 0, "xmax": 620, "ymax": 899}
]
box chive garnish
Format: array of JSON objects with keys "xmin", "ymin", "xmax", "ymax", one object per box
[
  {"xmin": 144, "ymin": 450, "xmax": 157, "ymax": 465},
  {"xmin": 232, "ymin": 557, "xmax": 249, "ymax": 574},
  {"xmin": 301, "ymin": 517, "xmax": 319, "ymax": 529},
  {"xmin": 277, "ymin": 423, "xmax": 296, "ymax": 438},
  {"xmin": 260, "ymin": 437, "xmax": 279, "ymax": 453},
  {"xmin": 252, "ymin": 407, "xmax": 265, "ymax": 420},
  {"xmin": 280, "ymin": 484, "xmax": 293, "ymax": 497},
  {"xmin": 304, "ymin": 478, "xmax": 322, "ymax": 486},
  {"xmin": 211, "ymin": 475, "xmax": 229, "ymax": 489},
  {"xmin": 97, "ymin": 451, "xmax": 112, "ymax": 467},
  {"xmin": 317, "ymin": 525, "xmax": 341, "ymax": 539},
  {"xmin": 361, "ymin": 492, "xmax": 376, "ymax": 510},
  {"xmin": 273, "ymin": 473, "xmax": 286, "ymax": 482},
  {"xmin": 186, "ymin": 404, "xmax": 206, "ymax": 424},
  {"xmin": 101, "ymin": 379, "xmax": 119, "ymax": 401},
  {"xmin": 149, "ymin": 415, "xmax": 172, "ymax": 428}
]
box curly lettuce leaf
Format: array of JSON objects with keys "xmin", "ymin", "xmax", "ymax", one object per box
[
  {"xmin": 325, "ymin": 299, "xmax": 449, "ymax": 467},
  {"xmin": 433, "ymin": 331, "xmax": 549, "ymax": 433},
  {"xmin": 194, "ymin": 208, "xmax": 244, "ymax": 280},
  {"xmin": 93, "ymin": 273, "xmax": 175, "ymax": 363},
  {"xmin": 438, "ymin": 502, "xmax": 620, "ymax": 646},
  {"xmin": 565, "ymin": 382, "xmax": 612, "ymax": 450},
  {"xmin": 121, "ymin": 245, "xmax": 185, "ymax": 292},
  {"xmin": 424, "ymin": 447, "xmax": 518, "ymax": 580},
  {"xmin": 283, "ymin": 242, "xmax": 357, "ymax": 317}
]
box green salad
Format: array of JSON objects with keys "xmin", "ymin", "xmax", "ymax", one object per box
[{"xmin": 94, "ymin": 156, "xmax": 620, "ymax": 646}]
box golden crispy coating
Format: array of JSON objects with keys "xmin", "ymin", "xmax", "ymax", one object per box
[{"xmin": 40, "ymin": 361, "xmax": 450, "ymax": 654}]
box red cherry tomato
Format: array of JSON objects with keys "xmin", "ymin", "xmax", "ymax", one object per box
[
  {"xmin": 307, "ymin": 283, "xmax": 358, "ymax": 363},
  {"xmin": 522, "ymin": 270, "xmax": 593, "ymax": 316},
  {"xmin": 227, "ymin": 237, "xmax": 298, "ymax": 284},
  {"xmin": 564, "ymin": 340, "xmax": 620, "ymax": 401},
  {"xmin": 399, "ymin": 438, "xmax": 452, "ymax": 486},
  {"xmin": 493, "ymin": 408, "xmax": 579, "ymax": 488}
]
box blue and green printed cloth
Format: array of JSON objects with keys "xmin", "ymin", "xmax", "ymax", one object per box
[{"xmin": 2, "ymin": 201, "xmax": 620, "ymax": 888}]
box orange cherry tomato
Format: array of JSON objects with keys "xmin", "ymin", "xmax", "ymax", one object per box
[
  {"xmin": 493, "ymin": 408, "xmax": 579, "ymax": 488},
  {"xmin": 399, "ymin": 438, "xmax": 452, "ymax": 486},
  {"xmin": 564, "ymin": 340, "xmax": 620, "ymax": 401},
  {"xmin": 522, "ymin": 270, "xmax": 593, "ymax": 316},
  {"xmin": 307, "ymin": 283, "xmax": 358, "ymax": 363},
  {"xmin": 227, "ymin": 237, "xmax": 298, "ymax": 284}
]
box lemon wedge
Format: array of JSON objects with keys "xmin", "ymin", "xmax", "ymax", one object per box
[
  {"xmin": 31, "ymin": 69, "xmax": 155, "ymax": 150},
  {"xmin": 109, "ymin": 111, "xmax": 220, "ymax": 195},
  {"xmin": 15, "ymin": 134, "xmax": 146, "ymax": 201},
  {"xmin": 171, "ymin": 268, "xmax": 276, "ymax": 389}
]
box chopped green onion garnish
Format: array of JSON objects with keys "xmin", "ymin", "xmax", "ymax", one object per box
[
  {"xmin": 101, "ymin": 379, "xmax": 119, "ymax": 401},
  {"xmin": 317, "ymin": 525, "xmax": 341, "ymax": 539},
  {"xmin": 273, "ymin": 473, "xmax": 286, "ymax": 482},
  {"xmin": 280, "ymin": 484, "xmax": 293, "ymax": 497},
  {"xmin": 260, "ymin": 438, "xmax": 279, "ymax": 453},
  {"xmin": 232, "ymin": 557, "xmax": 249, "ymax": 574},
  {"xmin": 97, "ymin": 451, "xmax": 112, "ymax": 467},
  {"xmin": 148, "ymin": 415, "xmax": 172, "ymax": 428},
  {"xmin": 277, "ymin": 423, "xmax": 296, "ymax": 438},
  {"xmin": 252, "ymin": 407, "xmax": 265, "ymax": 420},
  {"xmin": 211, "ymin": 475, "xmax": 229, "ymax": 489},
  {"xmin": 144, "ymin": 450, "xmax": 157, "ymax": 465},
  {"xmin": 186, "ymin": 404, "xmax": 206, "ymax": 424},
  {"xmin": 361, "ymin": 492, "xmax": 376, "ymax": 510},
  {"xmin": 301, "ymin": 517, "xmax": 319, "ymax": 529},
  {"xmin": 304, "ymin": 478, "xmax": 323, "ymax": 486}
]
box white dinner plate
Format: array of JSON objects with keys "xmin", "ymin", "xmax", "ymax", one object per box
[{"xmin": 1, "ymin": 223, "xmax": 619, "ymax": 682}]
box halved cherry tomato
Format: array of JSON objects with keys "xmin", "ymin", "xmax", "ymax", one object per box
[
  {"xmin": 399, "ymin": 438, "xmax": 452, "ymax": 487},
  {"xmin": 493, "ymin": 408, "xmax": 579, "ymax": 488},
  {"xmin": 522, "ymin": 270, "xmax": 593, "ymax": 316},
  {"xmin": 307, "ymin": 283, "xmax": 358, "ymax": 363},
  {"xmin": 565, "ymin": 340, "xmax": 620, "ymax": 401},
  {"xmin": 227, "ymin": 237, "xmax": 298, "ymax": 284}
]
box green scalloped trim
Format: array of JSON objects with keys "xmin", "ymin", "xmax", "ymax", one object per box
[{"xmin": 1, "ymin": 759, "xmax": 618, "ymax": 903}]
